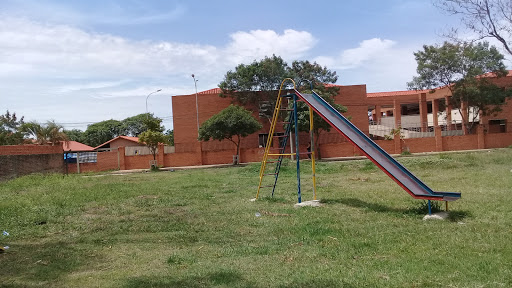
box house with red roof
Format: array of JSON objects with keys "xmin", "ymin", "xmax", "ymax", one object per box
[{"xmin": 94, "ymin": 136, "xmax": 142, "ymax": 151}]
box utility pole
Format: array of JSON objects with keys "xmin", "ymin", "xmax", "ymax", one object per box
[{"xmin": 192, "ymin": 74, "xmax": 200, "ymax": 135}]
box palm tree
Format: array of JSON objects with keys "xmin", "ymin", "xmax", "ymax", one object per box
[{"xmin": 21, "ymin": 121, "xmax": 68, "ymax": 145}]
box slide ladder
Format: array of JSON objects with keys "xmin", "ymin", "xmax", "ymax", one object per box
[
  {"xmin": 256, "ymin": 90, "xmax": 295, "ymax": 198},
  {"xmin": 256, "ymin": 80, "xmax": 317, "ymax": 203}
]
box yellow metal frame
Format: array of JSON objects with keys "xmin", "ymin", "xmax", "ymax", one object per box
[
  {"xmin": 309, "ymin": 106, "xmax": 317, "ymax": 200},
  {"xmin": 256, "ymin": 78, "xmax": 295, "ymax": 199},
  {"xmin": 255, "ymin": 79, "xmax": 318, "ymax": 202}
]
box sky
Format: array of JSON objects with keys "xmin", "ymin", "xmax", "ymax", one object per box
[{"xmin": 1, "ymin": 0, "xmax": 507, "ymax": 131}]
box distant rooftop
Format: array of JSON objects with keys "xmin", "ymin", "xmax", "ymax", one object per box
[
  {"xmin": 62, "ymin": 141, "xmax": 94, "ymax": 152},
  {"xmin": 367, "ymin": 90, "xmax": 429, "ymax": 98}
]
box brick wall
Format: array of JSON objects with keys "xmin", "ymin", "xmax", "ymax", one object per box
[
  {"xmin": 403, "ymin": 138, "xmax": 437, "ymax": 153},
  {"xmin": 172, "ymin": 84, "xmax": 369, "ymax": 160},
  {"xmin": 125, "ymin": 155, "xmax": 154, "ymax": 170},
  {"xmin": 443, "ymin": 135, "xmax": 479, "ymax": 151},
  {"xmin": 0, "ymin": 145, "xmax": 64, "ymax": 181},
  {"xmin": 67, "ymin": 151, "xmax": 120, "ymax": 173},
  {"xmin": 165, "ymin": 152, "xmax": 202, "ymax": 167},
  {"xmin": 0, "ymin": 145, "xmax": 62, "ymax": 155},
  {"xmin": 48, "ymin": 130, "xmax": 512, "ymax": 173},
  {"xmin": 485, "ymin": 132, "xmax": 512, "ymax": 148}
]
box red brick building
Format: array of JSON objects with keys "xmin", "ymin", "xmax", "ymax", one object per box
[{"xmin": 172, "ymin": 73, "xmax": 512, "ymax": 166}]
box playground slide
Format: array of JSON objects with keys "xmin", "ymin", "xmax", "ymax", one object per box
[{"xmin": 295, "ymin": 90, "xmax": 461, "ymax": 201}]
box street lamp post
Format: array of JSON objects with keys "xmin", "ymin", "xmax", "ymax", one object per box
[
  {"xmin": 192, "ymin": 74, "xmax": 200, "ymax": 135},
  {"xmin": 145, "ymin": 89, "xmax": 162, "ymax": 115}
]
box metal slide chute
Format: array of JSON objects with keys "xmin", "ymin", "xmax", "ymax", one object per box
[{"xmin": 294, "ymin": 90, "xmax": 461, "ymax": 202}]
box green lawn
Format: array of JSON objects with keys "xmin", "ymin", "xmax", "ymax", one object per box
[{"xmin": 1, "ymin": 149, "xmax": 511, "ymax": 287}]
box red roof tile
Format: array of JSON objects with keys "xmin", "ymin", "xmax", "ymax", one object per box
[
  {"xmin": 62, "ymin": 141, "xmax": 94, "ymax": 152},
  {"xmin": 367, "ymin": 90, "xmax": 430, "ymax": 98},
  {"xmin": 478, "ymin": 70, "xmax": 512, "ymax": 78},
  {"xmin": 198, "ymin": 88, "xmax": 222, "ymax": 95}
]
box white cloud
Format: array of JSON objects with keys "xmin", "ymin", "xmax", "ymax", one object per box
[
  {"xmin": 0, "ymin": 17, "xmax": 220, "ymax": 79},
  {"xmin": 0, "ymin": 18, "xmax": 316, "ymax": 81},
  {"xmin": 225, "ymin": 29, "xmax": 317, "ymax": 64},
  {"xmin": 315, "ymin": 38, "xmax": 396, "ymax": 70},
  {"xmin": 0, "ymin": 18, "xmax": 317, "ymax": 130},
  {"xmin": 56, "ymin": 80, "xmax": 130, "ymax": 93},
  {"xmin": 314, "ymin": 38, "xmax": 421, "ymax": 92}
]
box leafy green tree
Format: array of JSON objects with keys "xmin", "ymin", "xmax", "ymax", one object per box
[
  {"xmin": 121, "ymin": 113, "xmax": 164, "ymax": 136},
  {"xmin": 435, "ymin": 0, "xmax": 512, "ymax": 56},
  {"xmin": 287, "ymin": 60, "xmax": 345, "ymax": 159},
  {"xmin": 219, "ymin": 56, "xmax": 345, "ymax": 158},
  {"xmin": 0, "ymin": 110, "xmax": 25, "ymax": 145},
  {"xmin": 64, "ymin": 129, "xmax": 85, "ymax": 143},
  {"xmin": 21, "ymin": 120, "xmax": 68, "ymax": 145},
  {"xmin": 198, "ymin": 105, "xmax": 262, "ymax": 164},
  {"xmin": 83, "ymin": 119, "xmax": 122, "ymax": 147},
  {"xmin": 289, "ymin": 60, "xmax": 339, "ymax": 94},
  {"xmin": 138, "ymin": 130, "xmax": 169, "ymax": 161},
  {"xmin": 165, "ymin": 129, "xmax": 174, "ymax": 146},
  {"xmin": 141, "ymin": 115, "xmax": 164, "ymax": 133},
  {"xmin": 219, "ymin": 55, "xmax": 290, "ymax": 121},
  {"xmin": 407, "ymin": 41, "xmax": 512, "ymax": 133},
  {"xmin": 138, "ymin": 115, "xmax": 168, "ymax": 162}
]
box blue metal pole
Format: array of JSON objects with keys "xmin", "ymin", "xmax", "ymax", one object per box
[
  {"xmin": 294, "ymin": 94, "xmax": 302, "ymax": 203},
  {"xmin": 428, "ymin": 200, "xmax": 432, "ymax": 215}
]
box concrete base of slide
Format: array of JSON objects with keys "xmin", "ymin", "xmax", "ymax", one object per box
[
  {"xmin": 294, "ymin": 200, "xmax": 323, "ymax": 208},
  {"xmin": 423, "ymin": 211, "xmax": 449, "ymax": 221}
]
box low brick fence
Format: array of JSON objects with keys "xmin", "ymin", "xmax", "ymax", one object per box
[
  {"xmin": 4, "ymin": 128, "xmax": 510, "ymax": 178},
  {"xmin": 0, "ymin": 145, "xmax": 64, "ymax": 181}
]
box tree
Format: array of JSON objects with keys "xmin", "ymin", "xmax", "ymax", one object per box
[
  {"xmin": 219, "ymin": 55, "xmax": 290, "ymax": 121},
  {"xmin": 0, "ymin": 110, "xmax": 25, "ymax": 145},
  {"xmin": 435, "ymin": 0, "xmax": 512, "ymax": 56},
  {"xmin": 219, "ymin": 57, "xmax": 345, "ymax": 158},
  {"xmin": 407, "ymin": 41, "xmax": 512, "ymax": 133},
  {"xmin": 289, "ymin": 60, "xmax": 339, "ymax": 94},
  {"xmin": 21, "ymin": 120, "xmax": 68, "ymax": 145},
  {"xmin": 82, "ymin": 119, "xmax": 122, "ymax": 147},
  {"xmin": 120, "ymin": 113, "xmax": 164, "ymax": 136},
  {"xmin": 141, "ymin": 115, "xmax": 164, "ymax": 133},
  {"xmin": 165, "ymin": 129, "xmax": 174, "ymax": 146},
  {"xmin": 198, "ymin": 105, "xmax": 262, "ymax": 164},
  {"xmin": 287, "ymin": 60, "xmax": 345, "ymax": 159},
  {"xmin": 64, "ymin": 129, "xmax": 85, "ymax": 143},
  {"xmin": 138, "ymin": 130, "xmax": 169, "ymax": 161}
]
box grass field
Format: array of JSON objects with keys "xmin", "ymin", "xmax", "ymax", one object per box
[{"xmin": 1, "ymin": 149, "xmax": 511, "ymax": 287}]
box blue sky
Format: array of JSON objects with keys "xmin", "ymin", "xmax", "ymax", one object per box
[{"xmin": 0, "ymin": 0, "xmax": 504, "ymax": 131}]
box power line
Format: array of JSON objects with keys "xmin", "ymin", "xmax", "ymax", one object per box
[{"xmin": 54, "ymin": 115, "xmax": 174, "ymax": 131}]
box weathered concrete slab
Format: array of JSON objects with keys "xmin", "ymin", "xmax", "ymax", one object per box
[
  {"xmin": 294, "ymin": 200, "xmax": 323, "ymax": 208},
  {"xmin": 423, "ymin": 211, "xmax": 449, "ymax": 221}
]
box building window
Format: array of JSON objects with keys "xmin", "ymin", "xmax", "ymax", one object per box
[
  {"xmin": 489, "ymin": 119, "xmax": 506, "ymax": 133},
  {"xmin": 259, "ymin": 134, "xmax": 269, "ymax": 147}
]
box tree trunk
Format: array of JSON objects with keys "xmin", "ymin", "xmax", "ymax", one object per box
[{"xmin": 235, "ymin": 136, "xmax": 241, "ymax": 165}]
